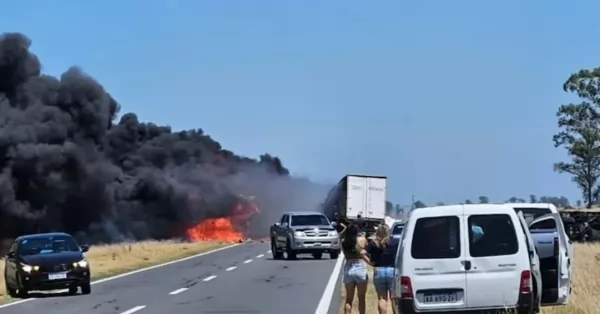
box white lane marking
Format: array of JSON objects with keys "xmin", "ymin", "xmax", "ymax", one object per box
[
  {"xmin": 203, "ymin": 275, "xmax": 217, "ymax": 282},
  {"xmin": 169, "ymin": 288, "xmax": 188, "ymax": 295},
  {"xmin": 243, "ymin": 259, "xmax": 252, "ymax": 263},
  {"xmin": 121, "ymin": 305, "xmax": 146, "ymax": 314},
  {"xmin": 226, "ymin": 266, "xmax": 237, "ymax": 271},
  {"xmin": 314, "ymin": 253, "xmax": 344, "ymax": 314},
  {"xmin": 256, "ymin": 254, "xmax": 264, "ymax": 258},
  {"xmin": 267, "ymin": 250, "xmax": 272, "ymax": 253},
  {"xmin": 0, "ymin": 243, "xmax": 241, "ymax": 309}
]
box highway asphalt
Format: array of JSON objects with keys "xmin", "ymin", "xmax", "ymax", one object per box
[{"xmin": 0, "ymin": 242, "xmax": 341, "ymax": 314}]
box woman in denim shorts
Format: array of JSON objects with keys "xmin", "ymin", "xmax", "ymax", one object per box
[
  {"xmin": 342, "ymin": 223, "xmax": 369, "ymax": 314},
  {"xmin": 366, "ymin": 224, "xmax": 400, "ymax": 314}
]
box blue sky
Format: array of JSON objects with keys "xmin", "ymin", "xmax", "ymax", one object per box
[{"xmin": 1, "ymin": 1, "xmax": 598, "ymax": 206}]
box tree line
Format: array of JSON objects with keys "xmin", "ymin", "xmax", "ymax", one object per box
[{"xmin": 385, "ymin": 195, "xmax": 577, "ymax": 217}]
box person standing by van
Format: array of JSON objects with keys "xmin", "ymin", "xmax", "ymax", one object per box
[
  {"xmin": 366, "ymin": 224, "xmax": 400, "ymax": 314},
  {"xmin": 342, "ymin": 223, "xmax": 370, "ymax": 314}
]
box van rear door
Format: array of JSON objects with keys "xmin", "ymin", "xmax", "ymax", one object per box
[
  {"xmin": 402, "ymin": 207, "xmax": 467, "ymax": 311},
  {"xmin": 463, "ymin": 206, "xmax": 524, "ymax": 309},
  {"xmin": 529, "ymin": 213, "xmax": 571, "ymax": 305}
]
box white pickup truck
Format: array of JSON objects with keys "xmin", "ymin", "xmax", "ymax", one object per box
[{"xmin": 508, "ymin": 203, "xmax": 572, "ymax": 306}]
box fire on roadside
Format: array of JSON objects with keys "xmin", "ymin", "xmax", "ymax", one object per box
[{"xmin": 185, "ymin": 194, "xmax": 260, "ymax": 242}]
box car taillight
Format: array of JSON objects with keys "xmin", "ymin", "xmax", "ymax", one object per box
[
  {"xmin": 400, "ymin": 276, "xmax": 413, "ymax": 298},
  {"xmin": 519, "ymin": 270, "xmax": 532, "ymax": 294},
  {"xmin": 553, "ymin": 236, "xmax": 559, "ymax": 257}
]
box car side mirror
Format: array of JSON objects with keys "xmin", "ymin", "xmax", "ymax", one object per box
[
  {"xmin": 331, "ymin": 222, "xmax": 338, "ymax": 227},
  {"xmin": 6, "ymin": 252, "xmax": 15, "ymax": 259},
  {"xmin": 80, "ymin": 245, "xmax": 89, "ymax": 253}
]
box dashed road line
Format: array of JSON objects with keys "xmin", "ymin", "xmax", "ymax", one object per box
[
  {"xmin": 121, "ymin": 305, "xmax": 146, "ymax": 314},
  {"xmin": 256, "ymin": 254, "xmax": 264, "ymax": 258},
  {"xmin": 203, "ymin": 275, "xmax": 217, "ymax": 282},
  {"xmin": 169, "ymin": 288, "xmax": 188, "ymax": 295},
  {"xmin": 243, "ymin": 259, "xmax": 253, "ymax": 264},
  {"xmin": 226, "ymin": 266, "xmax": 237, "ymax": 271}
]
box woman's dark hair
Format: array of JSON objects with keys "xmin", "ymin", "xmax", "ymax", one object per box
[{"xmin": 342, "ymin": 223, "xmax": 359, "ymax": 254}]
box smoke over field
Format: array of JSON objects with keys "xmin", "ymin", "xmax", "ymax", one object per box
[{"xmin": 0, "ymin": 32, "xmax": 330, "ymax": 243}]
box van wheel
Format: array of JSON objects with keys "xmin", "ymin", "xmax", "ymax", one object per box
[
  {"xmin": 330, "ymin": 250, "xmax": 340, "ymax": 259},
  {"xmin": 532, "ymin": 277, "xmax": 540, "ymax": 313},
  {"xmin": 286, "ymin": 241, "xmax": 297, "ymax": 260}
]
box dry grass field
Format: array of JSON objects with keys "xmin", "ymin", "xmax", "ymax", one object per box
[
  {"xmin": 0, "ymin": 240, "xmax": 230, "ymax": 304},
  {"xmin": 339, "ymin": 243, "xmax": 600, "ymax": 314}
]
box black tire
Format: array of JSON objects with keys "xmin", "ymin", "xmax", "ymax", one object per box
[
  {"xmin": 330, "ymin": 250, "xmax": 340, "ymax": 259},
  {"xmin": 271, "ymin": 239, "xmax": 283, "ymax": 260},
  {"xmin": 4, "ymin": 278, "xmax": 17, "ymax": 298},
  {"xmin": 286, "ymin": 241, "xmax": 297, "ymax": 260},
  {"xmin": 81, "ymin": 282, "xmax": 91, "ymax": 295},
  {"xmin": 68, "ymin": 286, "xmax": 78, "ymax": 295},
  {"xmin": 312, "ymin": 253, "xmax": 323, "ymax": 259},
  {"xmin": 15, "ymin": 274, "xmax": 28, "ymax": 298}
]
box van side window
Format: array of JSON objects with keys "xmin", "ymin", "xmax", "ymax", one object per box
[
  {"xmin": 411, "ymin": 216, "xmax": 460, "ymax": 259},
  {"xmin": 468, "ymin": 214, "xmax": 518, "ymax": 257},
  {"xmin": 529, "ymin": 218, "xmax": 556, "ymax": 231}
]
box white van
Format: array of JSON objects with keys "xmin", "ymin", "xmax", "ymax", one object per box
[{"xmin": 392, "ymin": 203, "xmax": 570, "ymax": 314}]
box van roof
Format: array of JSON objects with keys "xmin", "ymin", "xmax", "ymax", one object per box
[
  {"xmin": 408, "ymin": 203, "xmax": 516, "ymax": 219},
  {"xmin": 504, "ymin": 203, "xmax": 557, "ymax": 210}
]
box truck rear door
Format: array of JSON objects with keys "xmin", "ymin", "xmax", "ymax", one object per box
[
  {"xmin": 463, "ymin": 206, "xmax": 523, "ymax": 309},
  {"xmin": 346, "ymin": 176, "xmax": 367, "ymax": 218},
  {"xmin": 529, "ymin": 213, "xmax": 571, "ymax": 305},
  {"xmin": 365, "ymin": 177, "xmax": 386, "ymax": 220}
]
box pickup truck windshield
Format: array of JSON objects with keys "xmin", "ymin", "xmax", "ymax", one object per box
[
  {"xmin": 291, "ymin": 215, "xmax": 329, "ymax": 226},
  {"xmin": 513, "ymin": 207, "xmax": 552, "ymax": 225}
]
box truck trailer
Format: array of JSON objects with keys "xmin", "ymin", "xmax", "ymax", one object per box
[{"xmin": 321, "ymin": 174, "xmax": 387, "ymax": 234}]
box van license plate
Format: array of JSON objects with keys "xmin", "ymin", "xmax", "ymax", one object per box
[
  {"xmin": 49, "ymin": 273, "xmax": 67, "ymax": 280},
  {"xmin": 423, "ymin": 293, "xmax": 457, "ymax": 303}
]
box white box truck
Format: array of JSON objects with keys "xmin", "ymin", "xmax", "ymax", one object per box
[{"xmin": 322, "ymin": 174, "xmax": 387, "ymax": 232}]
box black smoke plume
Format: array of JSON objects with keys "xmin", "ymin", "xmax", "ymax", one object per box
[{"xmin": 0, "ymin": 33, "xmax": 330, "ymax": 243}]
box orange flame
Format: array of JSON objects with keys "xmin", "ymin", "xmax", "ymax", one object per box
[
  {"xmin": 186, "ymin": 217, "xmax": 243, "ymax": 242},
  {"xmin": 185, "ymin": 198, "xmax": 260, "ymax": 242}
]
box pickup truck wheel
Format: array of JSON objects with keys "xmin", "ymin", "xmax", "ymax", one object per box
[
  {"xmin": 271, "ymin": 239, "xmax": 283, "ymax": 260},
  {"xmin": 312, "ymin": 253, "xmax": 322, "ymax": 259},
  {"xmin": 286, "ymin": 241, "xmax": 297, "ymax": 260},
  {"xmin": 330, "ymin": 250, "xmax": 340, "ymax": 259}
]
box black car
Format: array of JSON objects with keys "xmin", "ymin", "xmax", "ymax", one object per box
[{"xmin": 3, "ymin": 232, "xmax": 91, "ymax": 297}]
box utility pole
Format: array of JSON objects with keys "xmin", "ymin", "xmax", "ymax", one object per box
[{"xmin": 411, "ymin": 194, "xmax": 415, "ymax": 210}]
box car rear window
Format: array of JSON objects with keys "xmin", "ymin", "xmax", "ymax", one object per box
[
  {"xmin": 468, "ymin": 214, "xmax": 518, "ymax": 257},
  {"xmin": 411, "ymin": 216, "xmax": 460, "ymax": 259},
  {"xmin": 529, "ymin": 218, "xmax": 556, "ymax": 230},
  {"xmin": 392, "ymin": 224, "xmax": 404, "ymax": 235}
]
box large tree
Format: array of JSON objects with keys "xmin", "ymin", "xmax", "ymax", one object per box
[{"xmin": 554, "ymin": 68, "xmax": 600, "ymax": 208}]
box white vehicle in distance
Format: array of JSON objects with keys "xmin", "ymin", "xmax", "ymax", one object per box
[
  {"xmin": 392, "ymin": 203, "xmax": 571, "ymax": 314},
  {"xmin": 507, "ymin": 203, "xmax": 572, "ymax": 306},
  {"xmin": 390, "ymin": 221, "xmax": 404, "ymax": 239}
]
